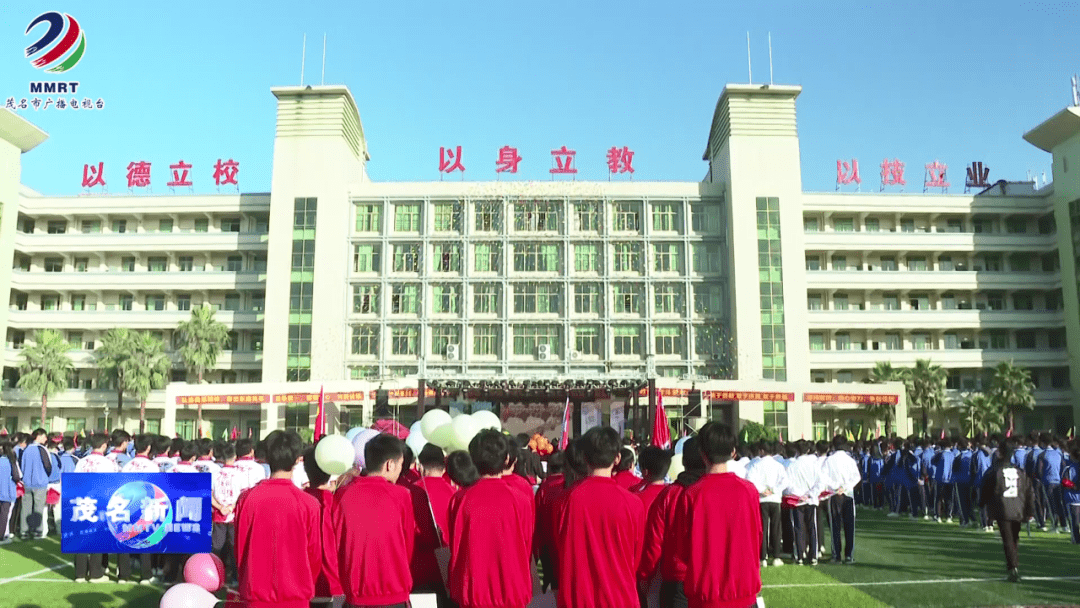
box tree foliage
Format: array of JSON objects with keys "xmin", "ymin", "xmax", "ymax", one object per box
[{"xmin": 17, "ymin": 329, "xmax": 73, "ymax": 431}]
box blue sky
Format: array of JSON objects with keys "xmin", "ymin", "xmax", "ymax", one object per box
[{"xmin": 4, "ymin": 1, "xmax": 1079, "ymax": 195}]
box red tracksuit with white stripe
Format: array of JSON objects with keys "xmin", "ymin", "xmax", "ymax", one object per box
[{"xmin": 333, "ymin": 476, "xmax": 415, "ymax": 606}]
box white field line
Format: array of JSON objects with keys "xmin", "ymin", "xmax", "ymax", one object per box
[
  {"xmin": 763, "ymin": 575, "xmax": 1080, "ymax": 589},
  {"xmin": 0, "ymin": 563, "xmax": 71, "ymax": 585}
]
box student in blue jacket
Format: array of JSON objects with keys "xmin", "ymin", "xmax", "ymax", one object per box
[
  {"xmin": 953, "ymin": 438, "xmax": 975, "ymax": 527},
  {"xmin": 1038, "ymin": 437, "xmax": 1067, "ymax": 533},
  {"xmin": 1063, "ymin": 445, "xmax": 1080, "ymax": 544},
  {"xmin": 933, "ymin": 439, "xmax": 957, "ymax": 522},
  {"xmin": 973, "ymin": 438, "xmax": 996, "ymax": 531},
  {"xmin": 1027, "ymin": 434, "xmax": 1046, "ymax": 529},
  {"xmin": 0, "ymin": 439, "xmax": 19, "ymax": 544},
  {"xmin": 868, "ymin": 444, "xmax": 885, "ymax": 510},
  {"xmin": 19, "ymin": 429, "xmax": 53, "ymax": 540}
]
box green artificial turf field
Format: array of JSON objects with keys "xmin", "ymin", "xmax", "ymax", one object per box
[{"xmin": 0, "ymin": 509, "xmax": 1077, "ymax": 608}]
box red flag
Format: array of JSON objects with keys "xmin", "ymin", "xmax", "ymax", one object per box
[
  {"xmin": 559, "ymin": 395, "xmax": 572, "ymax": 451},
  {"xmin": 314, "ymin": 385, "xmax": 326, "ymax": 442},
  {"xmin": 230, "ymin": 427, "xmax": 238, "ymax": 441},
  {"xmin": 940, "ymin": 428, "xmax": 946, "ymax": 440},
  {"xmin": 1006, "ymin": 427, "xmax": 1012, "ymax": 438},
  {"xmin": 651, "ymin": 390, "xmax": 671, "ymax": 450}
]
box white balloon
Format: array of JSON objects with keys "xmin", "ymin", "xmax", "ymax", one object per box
[
  {"xmin": 427, "ymin": 423, "xmax": 454, "ymax": 449},
  {"xmin": 450, "ymin": 415, "xmax": 481, "ymax": 452},
  {"xmin": 674, "ymin": 436, "xmax": 690, "ymax": 455},
  {"xmin": 314, "ymin": 435, "xmax": 356, "ymax": 476},
  {"xmin": 668, "ymin": 458, "xmax": 685, "ymax": 480},
  {"xmin": 406, "ymin": 432, "xmax": 429, "ymax": 458},
  {"xmin": 409, "ymin": 420, "xmax": 425, "ymax": 440},
  {"xmin": 351, "ymin": 429, "xmax": 380, "ymax": 469},
  {"xmin": 471, "ymin": 410, "xmax": 502, "ymax": 431},
  {"xmin": 421, "ymin": 409, "xmax": 453, "ymax": 438},
  {"xmin": 345, "ymin": 427, "xmax": 364, "ymax": 442}
]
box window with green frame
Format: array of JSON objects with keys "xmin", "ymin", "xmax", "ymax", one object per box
[
  {"xmin": 355, "ymin": 203, "xmax": 380, "ymax": 232},
  {"xmin": 176, "ymin": 419, "xmax": 195, "ymax": 440},
  {"xmin": 763, "ymin": 401, "xmax": 788, "ymax": 438},
  {"xmin": 65, "ymin": 417, "xmax": 87, "ymax": 433},
  {"xmin": 284, "ymin": 404, "xmax": 310, "ymax": 432},
  {"xmin": 394, "ymin": 203, "xmax": 421, "ymax": 232},
  {"xmin": 756, "ymin": 196, "xmax": 786, "ymax": 381}
]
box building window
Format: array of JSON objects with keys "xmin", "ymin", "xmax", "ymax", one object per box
[
  {"xmin": 883, "ymin": 294, "xmax": 900, "ymax": 310},
  {"xmin": 178, "ymin": 294, "xmax": 191, "ymax": 311},
  {"xmin": 574, "ymin": 283, "xmax": 602, "ymax": 314},
  {"xmin": 1013, "ymin": 293, "xmax": 1033, "ymax": 310},
  {"xmin": 613, "ymin": 284, "xmax": 641, "ymax": 314},
  {"xmin": 691, "ymin": 204, "xmax": 720, "ymax": 233},
  {"xmin": 939, "ymin": 255, "xmax": 954, "ymax": 271},
  {"xmin": 899, "ymin": 218, "xmax": 915, "ymax": 233},
  {"xmin": 574, "ymin": 325, "xmax": 601, "ymax": 356},
  {"xmin": 612, "ymin": 242, "xmax": 642, "ymax": 273},
  {"xmin": 879, "ymin": 256, "xmax": 897, "ymax": 271},
  {"xmin": 1051, "ymin": 368, "xmax": 1069, "ymax": 388},
  {"xmin": 81, "ymin": 219, "xmax": 101, "ymax": 234},
  {"xmin": 1006, "ymin": 217, "xmax": 1027, "ymax": 234},
  {"xmin": 120, "ymin": 295, "xmax": 134, "ymax": 311},
  {"xmin": 72, "ymin": 257, "xmax": 89, "ymax": 272},
  {"xmin": 290, "ymin": 282, "xmax": 313, "ymax": 312},
  {"xmin": 836, "ymin": 371, "xmax": 853, "ymax": 383},
  {"xmin": 289, "ymin": 324, "xmax": 312, "ymax": 355},
  {"xmin": 805, "ymin": 256, "xmax": 821, "ymax": 271},
  {"xmin": 513, "ymin": 283, "xmax": 559, "ymax": 314},
  {"xmin": 121, "ymin": 256, "xmax": 136, "ymax": 272},
  {"xmin": 653, "ymin": 243, "xmax": 681, "ymax": 272},
  {"xmin": 865, "ymin": 218, "xmax": 880, "ymax": 232},
  {"xmin": 224, "ymin": 331, "xmax": 238, "ymax": 351},
  {"xmin": 178, "ymin": 256, "xmax": 194, "ymax": 272},
  {"xmin": 612, "ymin": 202, "xmax": 640, "ymax": 232},
  {"xmin": 44, "ymin": 257, "xmax": 63, "ymax": 272},
  {"xmin": 223, "ymin": 293, "xmax": 241, "ymax": 311},
  {"xmin": 432, "ymin": 243, "xmax": 461, "ymax": 273},
  {"xmin": 941, "ymin": 293, "xmax": 956, "ymax": 310},
  {"xmin": 145, "ymin": 295, "xmax": 165, "ymax": 311},
  {"xmin": 1016, "ymin": 331, "xmax": 1036, "ymax": 349},
  {"xmin": 907, "ymin": 257, "xmax": 927, "ymax": 271},
  {"xmin": 473, "ymin": 284, "xmax": 498, "ymax": 314},
  {"xmin": 354, "ymin": 245, "xmax": 380, "ymax": 273},
  {"xmin": 393, "ymin": 203, "xmax": 421, "ymax": 232},
  {"xmin": 654, "ymin": 326, "xmax": 683, "ymax": 355},
  {"xmin": 112, "ymin": 219, "xmax": 127, "ymax": 233},
  {"xmin": 574, "ymin": 243, "xmax": 601, "ymax": 273},
  {"xmin": 225, "ymin": 255, "xmax": 243, "ymax": 272},
  {"xmin": 144, "ymin": 256, "xmax": 166, "ymax": 272},
  {"xmin": 391, "ymin": 284, "xmax": 420, "ymax": 315},
  {"xmin": 71, "ymin": 294, "xmax": 86, "ymax": 311},
  {"xmin": 835, "ymin": 332, "xmax": 851, "ymax": 351},
  {"xmin": 473, "ymin": 243, "xmax": 500, "ymax": 273},
  {"xmin": 912, "ymin": 333, "xmax": 931, "ymax": 350},
  {"xmin": 47, "ymin": 220, "xmax": 67, "ymax": 234},
  {"xmin": 611, "ymin": 325, "xmax": 640, "ymax": 355},
  {"xmin": 943, "ymin": 333, "xmax": 958, "ymax": 349},
  {"xmin": 575, "ymin": 201, "xmax": 600, "ymax": 231},
  {"xmin": 391, "ymin": 326, "xmax": 420, "ymax": 355},
  {"xmin": 392, "ymin": 244, "xmax": 421, "ymax": 272},
  {"xmin": 473, "ymin": 325, "xmax": 498, "ymax": 356},
  {"xmin": 834, "ymin": 217, "xmax": 854, "ymax": 232},
  {"xmin": 652, "ymin": 203, "xmax": 679, "ymax": 231},
  {"xmin": 40, "ymin": 295, "xmax": 60, "ymax": 311},
  {"xmin": 194, "ymin": 218, "xmax": 209, "ymax": 233},
  {"xmin": 430, "ymin": 325, "xmax": 460, "ymax": 356},
  {"xmin": 351, "ymin": 326, "xmax": 379, "ymax": 355},
  {"xmin": 884, "ymin": 333, "xmax": 902, "ymax": 350},
  {"xmin": 474, "ymin": 201, "xmax": 500, "ymax": 232},
  {"xmin": 694, "ymin": 284, "xmax": 722, "ymax": 314},
  {"xmin": 356, "ymin": 204, "xmax": 381, "ymax": 232},
  {"xmin": 946, "ymin": 218, "xmax": 963, "ymax": 233},
  {"xmin": 433, "ymin": 202, "xmax": 460, "ymax": 232},
  {"xmin": 1049, "ymin": 330, "xmax": 1066, "ymax": 349},
  {"xmin": 763, "ymin": 401, "xmax": 787, "ymax": 438},
  {"xmin": 692, "ymin": 243, "xmax": 721, "ymax": 273},
  {"xmin": 832, "ymin": 256, "xmax": 847, "ymax": 271},
  {"xmin": 251, "ymin": 332, "xmax": 263, "ymax": 352},
  {"xmin": 432, "ymin": 284, "xmax": 461, "ymax": 314},
  {"xmin": 353, "ymin": 285, "xmax": 379, "ymax": 314},
  {"xmin": 513, "ymin": 243, "xmax": 559, "ymax": 272},
  {"xmin": 512, "ymin": 324, "xmax": 559, "ymax": 355},
  {"xmin": 809, "ymin": 333, "xmax": 825, "ymax": 351},
  {"xmin": 514, "ymin": 201, "xmax": 559, "ymax": 232},
  {"xmin": 987, "ymin": 293, "xmax": 1005, "ymax": 310},
  {"xmin": 803, "ymin": 217, "xmax": 819, "ymax": 232},
  {"xmin": 292, "ymin": 197, "xmax": 318, "ymax": 230},
  {"xmin": 291, "ymin": 240, "xmax": 315, "ymax": 272},
  {"xmin": 222, "ymin": 217, "xmax": 241, "ymax": 233},
  {"xmin": 654, "ymin": 284, "xmax": 684, "ymax": 314}
]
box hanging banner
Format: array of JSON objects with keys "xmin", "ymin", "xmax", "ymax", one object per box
[
  {"xmin": 803, "ymin": 393, "xmax": 898, "ymax": 405},
  {"xmin": 581, "ymin": 402, "xmax": 602, "ymax": 433},
  {"xmin": 706, "ymin": 390, "xmax": 795, "ymax": 402},
  {"xmin": 175, "ymin": 394, "xmax": 269, "ymax": 405},
  {"xmin": 609, "ymin": 401, "xmax": 626, "ymax": 435},
  {"xmin": 61, "ymin": 473, "xmax": 212, "ymax": 554}
]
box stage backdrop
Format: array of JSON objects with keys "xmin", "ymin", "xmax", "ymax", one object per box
[{"xmin": 61, "ymin": 473, "xmax": 213, "ymax": 554}]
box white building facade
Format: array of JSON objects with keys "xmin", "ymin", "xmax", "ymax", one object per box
[{"xmin": 1, "ymin": 83, "xmax": 1076, "ymax": 439}]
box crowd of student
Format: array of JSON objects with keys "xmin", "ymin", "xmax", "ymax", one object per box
[
  {"xmin": 853, "ymin": 431, "xmax": 1080, "ymax": 540},
  {"xmin": 0, "ymin": 424, "xmax": 1077, "ymax": 607}
]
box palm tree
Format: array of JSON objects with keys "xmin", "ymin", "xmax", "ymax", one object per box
[
  {"xmin": 96, "ymin": 328, "xmax": 138, "ymax": 428},
  {"xmin": 907, "ymin": 359, "xmax": 947, "ymax": 437},
  {"xmin": 17, "ymin": 330, "xmax": 73, "ymax": 432},
  {"xmin": 989, "ymin": 361, "xmax": 1036, "ymax": 434},
  {"xmin": 176, "ymin": 305, "xmax": 230, "ymax": 429},
  {"xmin": 128, "ymin": 333, "xmax": 170, "ymax": 433},
  {"xmin": 962, "ymin": 393, "xmax": 1005, "ymax": 436},
  {"xmin": 865, "ymin": 361, "xmax": 905, "ymax": 436}
]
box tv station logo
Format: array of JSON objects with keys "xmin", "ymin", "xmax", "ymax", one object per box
[{"xmin": 5, "ymin": 11, "xmax": 104, "ymax": 113}]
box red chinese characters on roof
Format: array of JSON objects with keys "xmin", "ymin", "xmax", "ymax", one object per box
[
  {"xmin": 168, "ymin": 160, "xmax": 193, "ymax": 188},
  {"xmin": 439, "ymin": 146, "xmax": 465, "ymax": 173},
  {"xmin": 495, "ymin": 146, "xmax": 522, "ymax": 173},
  {"xmin": 606, "ymin": 146, "xmax": 634, "ymax": 174},
  {"xmin": 550, "ymin": 146, "xmax": 577, "ymax": 174},
  {"xmin": 213, "ymin": 159, "xmax": 239, "ymax": 186},
  {"xmin": 81, "ymin": 162, "xmax": 105, "ymax": 189},
  {"xmin": 126, "ymin": 161, "xmax": 152, "ymax": 188}
]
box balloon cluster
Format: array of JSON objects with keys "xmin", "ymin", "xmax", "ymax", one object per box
[
  {"xmin": 528, "ymin": 434, "xmax": 554, "ymax": 456},
  {"xmin": 408, "ymin": 409, "xmax": 502, "ymax": 455},
  {"xmin": 160, "ymin": 554, "xmax": 224, "ymax": 608}
]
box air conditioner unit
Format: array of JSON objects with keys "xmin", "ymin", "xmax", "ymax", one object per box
[
  {"xmin": 538, "ymin": 344, "xmax": 551, "ymax": 360},
  {"xmin": 569, "ymin": 350, "xmax": 581, "ymax": 361},
  {"xmin": 445, "ymin": 344, "xmax": 459, "ymax": 361}
]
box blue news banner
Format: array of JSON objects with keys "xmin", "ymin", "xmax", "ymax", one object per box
[{"xmin": 61, "ymin": 473, "xmax": 212, "ymax": 554}]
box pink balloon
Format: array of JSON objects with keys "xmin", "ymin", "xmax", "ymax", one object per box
[
  {"xmin": 159, "ymin": 582, "xmax": 219, "ymax": 608},
  {"xmin": 183, "ymin": 553, "xmax": 224, "ymax": 593}
]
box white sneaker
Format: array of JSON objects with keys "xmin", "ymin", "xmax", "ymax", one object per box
[
  {"xmin": 88, "ymin": 576, "xmax": 109, "ymax": 584},
  {"xmin": 772, "ymin": 558, "xmax": 784, "ymax": 567},
  {"xmin": 946, "ymin": 518, "xmax": 953, "ymax": 524},
  {"xmin": 887, "ymin": 512, "xmax": 899, "ymax": 518},
  {"xmin": 1041, "ymin": 525, "xmax": 1050, "ymax": 532},
  {"xmin": 923, "ymin": 515, "xmax": 930, "ymax": 520},
  {"xmin": 761, "ymin": 559, "xmax": 767, "ymax": 568}
]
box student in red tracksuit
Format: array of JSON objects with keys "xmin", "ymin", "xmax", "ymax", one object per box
[
  {"xmin": 557, "ymin": 427, "xmax": 645, "ymax": 608},
  {"xmin": 410, "ymin": 444, "xmax": 454, "ymax": 602},
  {"xmin": 302, "ymin": 445, "xmax": 344, "ymax": 608},
  {"xmin": 533, "ymin": 452, "xmax": 566, "ymax": 593},
  {"xmin": 334, "ymin": 434, "xmax": 415, "ymax": 608},
  {"xmin": 614, "ymin": 447, "xmax": 643, "ymax": 490},
  {"xmin": 675, "ymin": 423, "xmax": 762, "ymax": 608},
  {"xmin": 631, "ymin": 446, "xmax": 672, "ymax": 514},
  {"xmin": 234, "ymin": 430, "xmax": 321, "ymax": 608},
  {"xmin": 448, "ymin": 430, "xmax": 534, "ymax": 608},
  {"xmin": 503, "ymin": 436, "xmax": 535, "ymax": 500},
  {"xmin": 639, "ymin": 438, "xmax": 706, "ymax": 608}
]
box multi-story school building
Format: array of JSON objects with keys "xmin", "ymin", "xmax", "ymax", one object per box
[{"xmin": 1, "ymin": 82, "xmax": 1077, "ymax": 440}]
